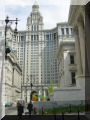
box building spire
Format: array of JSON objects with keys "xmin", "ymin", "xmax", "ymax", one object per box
[
  {"xmin": 34, "ymin": 0, "xmax": 39, "ymax": 6},
  {"xmin": 32, "ymin": 0, "xmax": 39, "ymax": 13}
]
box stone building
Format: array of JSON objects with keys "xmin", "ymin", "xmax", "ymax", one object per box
[
  {"xmin": 0, "ymin": 24, "xmax": 22, "ymax": 119},
  {"xmin": 68, "ymin": 1, "xmax": 85, "ymax": 101},
  {"xmin": 68, "ymin": 1, "xmax": 90, "ymax": 118},
  {"xmin": 53, "ymin": 22, "xmax": 85, "ymax": 102},
  {"xmin": 16, "ymin": 1, "xmax": 59, "ymax": 102},
  {"xmin": 57, "ymin": 23, "xmax": 76, "ymax": 87},
  {"xmin": 15, "ymin": 2, "xmax": 76, "ymax": 102},
  {"xmin": 0, "ymin": 25, "xmax": 5, "ymax": 118},
  {"xmin": 5, "ymin": 52, "xmax": 22, "ymax": 105}
]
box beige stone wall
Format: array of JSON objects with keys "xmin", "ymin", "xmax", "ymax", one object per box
[
  {"xmin": 68, "ymin": 5, "xmax": 86, "ymax": 101},
  {"xmin": 5, "ymin": 54, "xmax": 22, "ymax": 105}
]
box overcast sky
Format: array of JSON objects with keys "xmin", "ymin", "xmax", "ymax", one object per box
[{"xmin": 0, "ymin": 0, "xmax": 71, "ymax": 30}]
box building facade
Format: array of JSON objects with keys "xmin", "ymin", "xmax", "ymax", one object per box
[
  {"xmin": 52, "ymin": 20, "xmax": 85, "ymax": 102},
  {"xmin": 68, "ymin": 3, "xmax": 85, "ymax": 101},
  {"xmin": 57, "ymin": 24, "xmax": 76, "ymax": 87},
  {"xmin": 17, "ymin": 2, "xmax": 59, "ymax": 87},
  {"xmin": 15, "ymin": 2, "xmax": 59, "ymax": 102},
  {"xmin": 68, "ymin": 0, "xmax": 90, "ymax": 112},
  {"xmin": 0, "ymin": 24, "xmax": 22, "ymax": 119},
  {"xmin": 0, "ymin": 25, "xmax": 5, "ymax": 118},
  {"xmin": 5, "ymin": 52, "xmax": 22, "ymax": 105},
  {"xmin": 13, "ymin": 2, "xmax": 77, "ymax": 102}
]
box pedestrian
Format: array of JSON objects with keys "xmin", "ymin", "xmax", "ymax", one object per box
[
  {"xmin": 42, "ymin": 107, "xmax": 44, "ymax": 115},
  {"xmin": 33, "ymin": 107, "xmax": 37, "ymax": 114},
  {"xmin": 27, "ymin": 101, "xmax": 33, "ymax": 115},
  {"xmin": 17, "ymin": 101, "xmax": 24, "ymax": 116}
]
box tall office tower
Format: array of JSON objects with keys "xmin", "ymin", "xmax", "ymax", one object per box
[
  {"xmin": 15, "ymin": 2, "xmax": 74, "ymax": 101},
  {"xmin": 26, "ymin": 1, "xmax": 44, "ymax": 85},
  {"xmin": 16, "ymin": 32, "xmax": 27, "ymax": 85},
  {"xmin": 26, "ymin": 1, "xmax": 59, "ymax": 86},
  {"xmin": 43, "ymin": 30, "xmax": 59, "ymax": 85}
]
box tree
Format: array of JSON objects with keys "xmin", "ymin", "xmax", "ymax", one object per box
[{"xmin": 48, "ymin": 80, "xmax": 54, "ymax": 95}]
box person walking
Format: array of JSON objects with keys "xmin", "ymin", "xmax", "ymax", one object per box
[
  {"xmin": 27, "ymin": 101, "xmax": 33, "ymax": 115},
  {"xmin": 33, "ymin": 107, "xmax": 37, "ymax": 115},
  {"xmin": 17, "ymin": 101, "xmax": 24, "ymax": 116}
]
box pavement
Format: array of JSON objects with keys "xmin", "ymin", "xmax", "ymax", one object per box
[
  {"xmin": 4, "ymin": 108, "xmax": 89, "ymax": 120},
  {"xmin": 5, "ymin": 107, "xmax": 28, "ymax": 115},
  {"xmin": 5, "ymin": 107, "xmax": 17, "ymax": 115},
  {"xmin": 2, "ymin": 115, "xmax": 89, "ymax": 120},
  {"xmin": 5, "ymin": 106, "xmax": 86, "ymax": 115}
]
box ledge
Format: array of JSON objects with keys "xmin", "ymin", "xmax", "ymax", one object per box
[{"xmin": 54, "ymin": 86, "xmax": 81, "ymax": 91}]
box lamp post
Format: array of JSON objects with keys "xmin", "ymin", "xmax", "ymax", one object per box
[
  {"xmin": 5, "ymin": 16, "xmax": 19, "ymax": 57},
  {"xmin": 30, "ymin": 83, "xmax": 33, "ymax": 102}
]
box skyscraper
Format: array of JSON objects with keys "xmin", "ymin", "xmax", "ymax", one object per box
[{"xmin": 15, "ymin": 1, "xmax": 73, "ymax": 101}]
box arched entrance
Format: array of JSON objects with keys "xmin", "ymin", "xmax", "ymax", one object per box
[{"xmin": 31, "ymin": 91, "xmax": 38, "ymax": 102}]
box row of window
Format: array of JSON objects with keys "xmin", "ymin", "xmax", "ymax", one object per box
[
  {"xmin": 44, "ymin": 33, "xmax": 57, "ymax": 40},
  {"xmin": 61, "ymin": 28, "xmax": 73, "ymax": 35},
  {"xmin": 31, "ymin": 25, "xmax": 39, "ymax": 31},
  {"xmin": 30, "ymin": 33, "xmax": 57, "ymax": 41}
]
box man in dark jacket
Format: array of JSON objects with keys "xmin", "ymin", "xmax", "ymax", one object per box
[
  {"xmin": 27, "ymin": 102, "xmax": 33, "ymax": 115},
  {"xmin": 17, "ymin": 102, "xmax": 24, "ymax": 116}
]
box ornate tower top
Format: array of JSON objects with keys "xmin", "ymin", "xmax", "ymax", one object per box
[
  {"xmin": 33, "ymin": 0, "xmax": 39, "ymax": 6},
  {"xmin": 32, "ymin": 0, "xmax": 39, "ymax": 13},
  {"xmin": 27, "ymin": 0, "xmax": 43, "ymax": 31}
]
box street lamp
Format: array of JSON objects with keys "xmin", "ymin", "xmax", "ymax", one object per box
[
  {"xmin": 5, "ymin": 16, "xmax": 19, "ymax": 57},
  {"xmin": 30, "ymin": 83, "xmax": 33, "ymax": 102}
]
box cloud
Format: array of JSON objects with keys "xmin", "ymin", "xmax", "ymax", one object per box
[
  {"xmin": 4, "ymin": 0, "xmax": 70, "ymax": 6},
  {"xmin": 41, "ymin": 5, "xmax": 70, "ymax": 29},
  {"xmin": 0, "ymin": 0, "xmax": 5, "ymax": 19},
  {"xmin": 4, "ymin": 0, "xmax": 70, "ymax": 30}
]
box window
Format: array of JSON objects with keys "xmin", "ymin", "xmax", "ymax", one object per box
[
  {"xmin": 71, "ymin": 28, "xmax": 73, "ymax": 34},
  {"xmin": 70, "ymin": 55, "xmax": 74, "ymax": 64},
  {"xmin": 66, "ymin": 28, "xmax": 69, "ymax": 35},
  {"xmin": 54, "ymin": 33, "xmax": 57, "ymax": 40},
  {"xmin": 71, "ymin": 72, "xmax": 76, "ymax": 85},
  {"xmin": 0, "ymin": 32, "xmax": 2, "ymax": 36},
  {"xmin": 31, "ymin": 25, "xmax": 33, "ymax": 31},
  {"xmin": 34, "ymin": 25, "xmax": 36, "ymax": 31},
  {"xmin": 31, "ymin": 35, "xmax": 33, "ymax": 41},
  {"xmin": 46, "ymin": 34, "xmax": 49, "ymax": 40},
  {"xmin": 37, "ymin": 25, "xmax": 38, "ymax": 31},
  {"xmin": 61, "ymin": 28, "xmax": 64, "ymax": 35},
  {"xmin": 34, "ymin": 35, "xmax": 36, "ymax": 40}
]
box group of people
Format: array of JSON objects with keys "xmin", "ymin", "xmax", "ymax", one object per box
[{"xmin": 17, "ymin": 101, "xmax": 33, "ymax": 115}]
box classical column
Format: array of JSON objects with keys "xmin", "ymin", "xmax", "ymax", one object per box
[
  {"xmin": 74, "ymin": 27, "xmax": 83, "ymax": 75},
  {"xmin": 77, "ymin": 19, "xmax": 85, "ymax": 75},
  {"xmin": 38, "ymin": 90, "xmax": 41, "ymax": 101},
  {"xmin": 44, "ymin": 89, "xmax": 46, "ymax": 97},
  {"xmin": 85, "ymin": 8, "xmax": 90, "ymax": 76},
  {"xmin": 64, "ymin": 28, "xmax": 66, "ymax": 35}
]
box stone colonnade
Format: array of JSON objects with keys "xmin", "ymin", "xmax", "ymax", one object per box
[{"xmin": 72, "ymin": 7, "xmax": 85, "ymax": 89}]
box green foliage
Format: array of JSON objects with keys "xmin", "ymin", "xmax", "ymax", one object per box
[
  {"xmin": 43, "ymin": 105, "xmax": 85, "ymax": 115},
  {"xmin": 48, "ymin": 80, "xmax": 54, "ymax": 95}
]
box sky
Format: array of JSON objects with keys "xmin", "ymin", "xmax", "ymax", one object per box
[{"xmin": 0, "ymin": 0, "xmax": 71, "ymax": 30}]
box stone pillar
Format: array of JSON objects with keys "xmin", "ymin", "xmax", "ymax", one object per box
[
  {"xmin": 77, "ymin": 20, "xmax": 85, "ymax": 75},
  {"xmin": 85, "ymin": 8, "xmax": 90, "ymax": 76},
  {"xmin": 74, "ymin": 27, "xmax": 83, "ymax": 76},
  {"xmin": 85, "ymin": 4, "xmax": 90, "ymax": 105},
  {"xmin": 64, "ymin": 28, "xmax": 66, "ymax": 35},
  {"xmin": 69, "ymin": 28, "xmax": 72, "ymax": 35},
  {"xmin": 38, "ymin": 90, "xmax": 41, "ymax": 101},
  {"xmin": 44, "ymin": 89, "xmax": 46, "ymax": 97}
]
